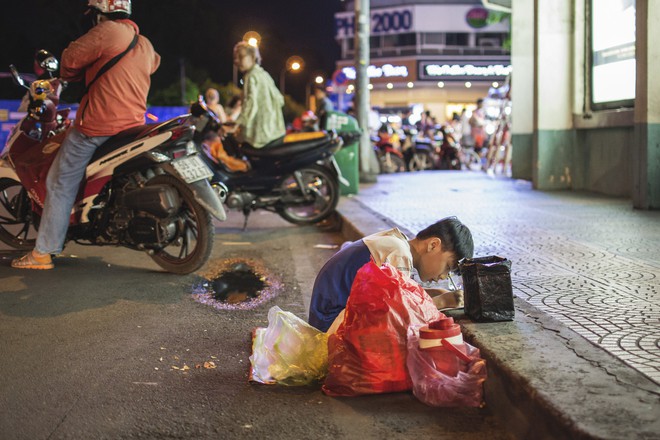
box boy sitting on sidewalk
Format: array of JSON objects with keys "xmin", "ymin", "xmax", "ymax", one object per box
[{"xmin": 308, "ymin": 217, "xmax": 474, "ymax": 333}]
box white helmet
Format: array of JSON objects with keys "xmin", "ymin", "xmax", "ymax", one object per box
[{"xmin": 88, "ymin": 0, "xmax": 131, "ymax": 15}]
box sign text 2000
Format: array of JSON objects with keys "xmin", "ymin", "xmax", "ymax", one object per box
[{"xmin": 372, "ymin": 10, "xmax": 412, "ymax": 34}]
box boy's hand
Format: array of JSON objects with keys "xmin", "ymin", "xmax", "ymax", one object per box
[{"xmin": 429, "ymin": 289, "xmax": 464, "ymax": 310}]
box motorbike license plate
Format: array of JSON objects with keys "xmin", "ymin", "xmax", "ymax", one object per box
[{"xmin": 172, "ymin": 155, "xmax": 213, "ymax": 183}]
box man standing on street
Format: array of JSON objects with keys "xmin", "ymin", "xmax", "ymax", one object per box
[{"xmin": 12, "ymin": 0, "xmax": 160, "ymax": 270}]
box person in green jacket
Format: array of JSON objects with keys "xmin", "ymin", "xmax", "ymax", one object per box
[{"xmin": 229, "ymin": 41, "xmax": 285, "ymax": 148}]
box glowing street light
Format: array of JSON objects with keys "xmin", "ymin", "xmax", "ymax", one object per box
[
  {"xmin": 280, "ymin": 55, "xmax": 304, "ymax": 94},
  {"xmin": 243, "ymin": 31, "xmax": 261, "ymax": 47},
  {"xmin": 315, "ymin": 75, "xmax": 324, "ymax": 84}
]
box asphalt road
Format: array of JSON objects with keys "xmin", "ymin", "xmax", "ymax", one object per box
[{"xmin": 0, "ymin": 210, "xmax": 513, "ymax": 440}]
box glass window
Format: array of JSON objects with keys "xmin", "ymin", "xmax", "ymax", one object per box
[
  {"xmin": 590, "ymin": 0, "xmax": 635, "ymax": 109},
  {"xmin": 476, "ymin": 33, "xmax": 503, "ymax": 47},
  {"xmin": 446, "ymin": 33, "xmax": 469, "ymax": 46},
  {"xmin": 424, "ymin": 32, "xmax": 444, "ymax": 45},
  {"xmin": 382, "ymin": 33, "xmax": 416, "ymax": 47}
]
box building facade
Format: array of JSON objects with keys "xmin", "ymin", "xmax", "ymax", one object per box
[
  {"xmin": 337, "ymin": 0, "xmax": 658, "ymax": 208},
  {"xmin": 510, "ymin": 0, "xmax": 657, "ymax": 208},
  {"xmin": 333, "ymin": 0, "xmax": 511, "ymax": 121}
]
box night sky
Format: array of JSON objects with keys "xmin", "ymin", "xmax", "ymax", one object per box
[{"xmin": 0, "ymin": 0, "xmax": 345, "ymax": 104}]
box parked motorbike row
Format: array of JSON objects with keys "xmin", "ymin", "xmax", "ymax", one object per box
[
  {"xmin": 0, "ymin": 54, "xmax": 345, "ymax": 274},
  {"xmin": 373, "ymin": 123, "xmax": 483, "ymax": 174}
]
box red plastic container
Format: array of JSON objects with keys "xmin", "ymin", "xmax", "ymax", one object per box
[
  {"xmin": 419, "ymin": 317, "xmax": 469, "ymax": 377},
  {"xmin": 419, "ymin": 317, "xmax": 463, "ymax": 348}
]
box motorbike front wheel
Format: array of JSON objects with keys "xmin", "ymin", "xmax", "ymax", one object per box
[
  {"xmin": 379, "ymin": 152, "xmax": 406, "ymax": 174},
  {"xmin": 408, "ymin": 151, "xmax": 433, "ymax": 171},
  {"xmin": 147, "ymin": 175, "xmax": 214, "ymax": 274},
  {"xmin": 276, "ymin": 165, "xmax": 339, "ymax": 225},
  {"xmin": 0, "ymin": 178, "xmax": 38, "ymax": 250}
]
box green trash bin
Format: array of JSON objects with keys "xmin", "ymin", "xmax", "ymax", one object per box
[{"xmin": 324, "ymin": 111, "xmax": 361, "ymax": 195}]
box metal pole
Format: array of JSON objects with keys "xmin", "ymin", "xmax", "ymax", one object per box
[
  {"xmin": 179, "ymin": 58, "xmax": 186, "ymax": 105},
  {"xmin": 280, "ymin": 67, "xmax": 286, "ymax": 94},
  {"xmin": 355, "ymin": 0, "xmax": 377, "ymax": 181}
]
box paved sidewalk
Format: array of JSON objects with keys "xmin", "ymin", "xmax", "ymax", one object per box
[{"xmin": 336, "ymin": 170, "xmax": 660, "ymax": 439}]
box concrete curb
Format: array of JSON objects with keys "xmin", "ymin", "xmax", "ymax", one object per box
[{"xmin": 337, "ymin": 196, "xmax": 660, "ymax": 440}]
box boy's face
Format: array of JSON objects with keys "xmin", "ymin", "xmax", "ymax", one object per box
[{"xmin": 416, "ymin": 238, "xmax": 457, "ymax": 283}]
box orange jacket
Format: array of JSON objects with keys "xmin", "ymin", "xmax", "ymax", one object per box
[{"xmin": 61, "ymin": 19, "xmax": 160, "ymax": 137}]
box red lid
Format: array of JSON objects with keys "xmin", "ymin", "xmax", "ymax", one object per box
[
  {"xmin": 429, "ymin": 317, "xmax": 455, "ymax": 330},
  {"xmin": 419, "ymin": 321, "xmax": 461, "ymax": 339}
]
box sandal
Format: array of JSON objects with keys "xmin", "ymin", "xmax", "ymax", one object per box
[{"xmin": 11, "ymin": 251, "xmax": 54, "ymax": 270}]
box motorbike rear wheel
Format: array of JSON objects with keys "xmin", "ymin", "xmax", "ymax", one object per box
[
  {"xmin": 276, "ymin": 165, "xmax": 339, "ymax": 225},
  {"xmin": 0, "ymin": 178, "xmax": 38, "ymax": 250},
  {"xmin": 147, "ymin": 175, "xmax": 214, "ymax": 274}
]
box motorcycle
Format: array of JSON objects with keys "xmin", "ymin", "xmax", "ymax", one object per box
[
  {"xmin": 372, "ymin": 125, "xmax": 405, "ymax": 174},
  {"xmin": 406, "ymin": 133, "xmax": 439, "ymax": 171},
  {"xmin": 189, "ymin": 99, "xmax": 343, "ymax": 228},
  {"xmin": 0, "ymin": 61, "xmax": 227, "ymax": 274}
]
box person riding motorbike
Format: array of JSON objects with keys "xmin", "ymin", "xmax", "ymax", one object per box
[
  {"xmin": 204, "ymin": 87, "xmax": 228, "ymax": 123},
  {"xmin": 313, "ymin": 85, "xmax": 334, "ymax": 129},
  {"xmin": 225, "ymin": 42, "xmax": 285, "ymax": 149},
  {"xmin": 12, "ymin": 0, "xmax": 160, "ymax": 270}
]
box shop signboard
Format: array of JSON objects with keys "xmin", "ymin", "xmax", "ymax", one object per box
[
  {"xmin": 335, "ymin": 5, "xmax": 508, "ymax": 39},
  {"xmin": 418, "ymin": 61, "xmax": 511, "ymax": 82},
  {"xmin": 335, "ymin": 6, "xmax": 414, "ymax": 38},
  {"xmin": 336, "ymin": 59, "xmax": 417, "ymax": 84}
]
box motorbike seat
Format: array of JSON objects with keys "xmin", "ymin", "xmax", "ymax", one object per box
[
  {"xmin": 241, "ymin": 132, "xmax": 334, "ymax": 159},
  {"xmin": 90, "ymin": 123, "xmax": 159, "ymax": 163},
  {"xmin": 90, "ymin": 115, "xmax": 193, "ymax": 163}
]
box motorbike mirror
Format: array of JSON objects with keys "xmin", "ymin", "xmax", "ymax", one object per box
[
  {"xmin": 40, "ymin": 56, "xmax": 59, "ymax": 73},
  {"xmin": 9, "ymin": 65, "xmax": 28, "ymax": 89}
]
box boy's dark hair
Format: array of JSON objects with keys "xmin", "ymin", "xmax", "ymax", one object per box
[{"xmin": 416, "ymin": 216, "xmax": 474, "ymax": 262}]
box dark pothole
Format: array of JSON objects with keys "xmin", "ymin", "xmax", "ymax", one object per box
[
  {"xmin": 211, "ymin": 262, "xmax": 265, "ymax": 303},
  {"xmin": 192, "ymin": 258, "xmax": 282, "ymax": 310}
]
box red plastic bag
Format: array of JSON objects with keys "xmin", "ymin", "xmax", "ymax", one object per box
[
  {"xmin": 322, "ymin": 261, "xmax": 442, "ymax": 396},
  {"xmin": 406, "ymin": 327, "xmax": 487, "ymax": 407}
]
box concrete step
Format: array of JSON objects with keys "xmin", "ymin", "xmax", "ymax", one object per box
[{"xmin": 336, "ymin": 197, "xmax": 660, "ymax": 440}]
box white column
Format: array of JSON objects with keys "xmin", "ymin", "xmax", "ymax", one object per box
[
  {"xmin": 633, "ymin": 0, "xmax": 660, "ymax": 208},
  {"xmin": 533, "ymin": 0, "xmax": 574, "ymax": 189},
  {"xmin": 510, "ymin": 0, "xmax": 535, "ymax": 179}
]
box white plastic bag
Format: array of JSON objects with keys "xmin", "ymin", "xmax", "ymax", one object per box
[{"xmin": 249, "ymin": 306, "xmax": 328, "ymax": 386}]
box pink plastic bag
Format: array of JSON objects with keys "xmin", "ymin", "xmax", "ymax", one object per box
[{"xmin": 406, "ymin": 327, "xmax": 487, "ymax": 407}]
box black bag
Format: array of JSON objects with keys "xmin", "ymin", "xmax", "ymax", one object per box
[{"xmin": 459, "ymin": 256, "xmax": 514, "ymax": 322}]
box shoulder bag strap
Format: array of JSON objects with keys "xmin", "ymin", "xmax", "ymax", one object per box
[{"xmin": 82, "ymin": 33, "xmax": 139, "ymax": 96}]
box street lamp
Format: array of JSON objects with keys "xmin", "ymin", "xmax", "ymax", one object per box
[
  {"xmin": 243, "ymin": 31, "xmax": 261, "ymax": 47},
  {"xmin": 279, "ymin": 55, "xmax": 304, "ymax": 94},
  {"xmin": 306, "ymin": 73, "xmax": 326, "ymax": 108}
]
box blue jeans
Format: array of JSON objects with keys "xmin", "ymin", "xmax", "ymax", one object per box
[{"xmin": 35, "ymin": 128, "xmax": 109, "ymax": 254}]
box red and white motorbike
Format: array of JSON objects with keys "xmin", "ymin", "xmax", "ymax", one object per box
[{"xmin": 0, "ymin": 61, "xmax": 227, "ymax": 274}]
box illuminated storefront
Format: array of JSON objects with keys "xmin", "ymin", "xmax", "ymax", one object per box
[{"xmin": 332, "ymin": 0, "xmax": 510, "ymax": 121}]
